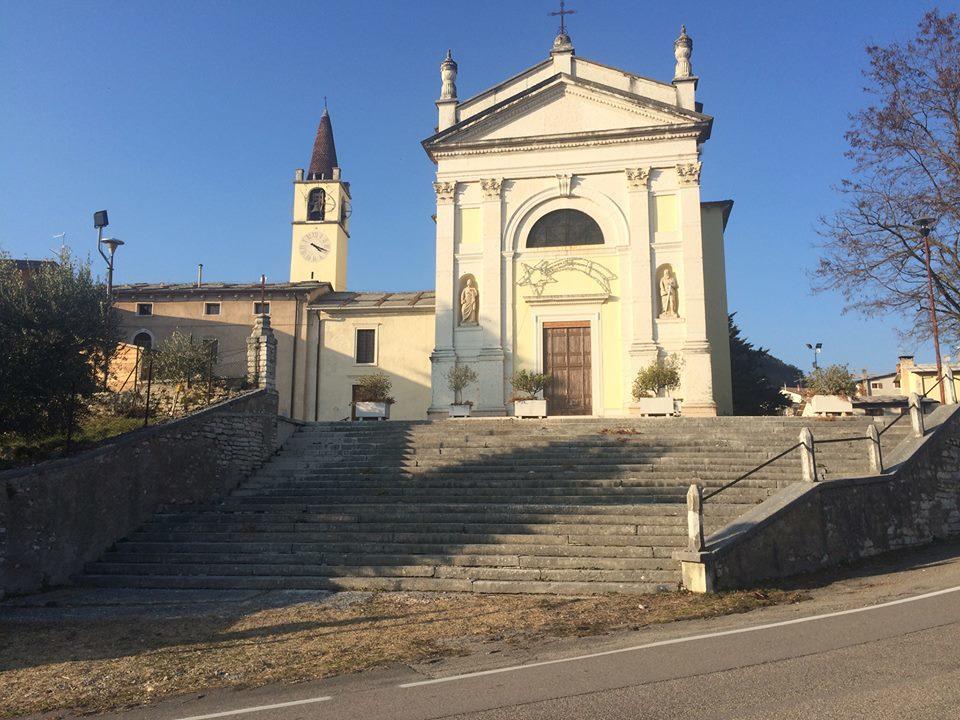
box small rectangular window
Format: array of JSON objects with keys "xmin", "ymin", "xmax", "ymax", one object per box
[
  {"xmin": 871, "ymin": 382, "xmax": 881, "ymax": 389},
  {"xmin": 136, "ymin": 303, "xmax": 153, "ymax": 316},
  {"xmin": 204, "ymin": 302, "xmax": 221, "ymax": 316},
  {"xmin": 355, "ymin": 328, "xmax": 376, "ymax": 364},
  {"xmin": 253, "ymin": 301, "xmax": 271, "ymax": 315}
]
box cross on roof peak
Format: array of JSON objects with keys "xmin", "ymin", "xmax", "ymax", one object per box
[{"xmin": 549, "ymin": 0, "xmax": 575, "ymax": 36}]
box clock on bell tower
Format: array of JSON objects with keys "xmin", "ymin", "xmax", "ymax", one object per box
[{"xmin": 290, "ymin": 106, "xmax": 350, "ymax": 289}]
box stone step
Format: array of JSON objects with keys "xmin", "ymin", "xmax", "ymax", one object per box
[{"xmin": 79, "ymin": 574, "xmax": 673, "ymax": 594}]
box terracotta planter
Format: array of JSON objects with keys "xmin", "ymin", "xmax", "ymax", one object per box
[
  {"xmin": 354, "ymin": 401, "xmax": 391, "ymax": 420},
  {"xmin": 513, "ymin": 399, "xmax": 547, "ymax": 418}
]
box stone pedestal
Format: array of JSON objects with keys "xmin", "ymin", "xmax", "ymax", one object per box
[{"xmin": 246, "ymin": 315, "xmax": 277, "ymax": 390}]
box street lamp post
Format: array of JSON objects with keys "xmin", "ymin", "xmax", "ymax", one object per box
[
  {"xmin": 805, "ymin": 342, "xmax": 822, "ymax": 370},
  {"xmin": 916, "ymin": 218, "xmax": 945, "ymax": 404},
  {"xmin": 94, "ymin": 210, "xmax": 123, "ymax": 300}
]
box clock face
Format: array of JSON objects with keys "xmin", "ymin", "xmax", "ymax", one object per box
[{"xmin": 299, "ymin": 231, "xmax": 330, "ymax": 262}]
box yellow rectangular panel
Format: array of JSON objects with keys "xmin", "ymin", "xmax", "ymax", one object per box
[
  {"xmin": 654, "ymin": 195, "xmax": 678, "ymax": 233},
  {"xmin": 458, "ymin": 207, "xmax": 480, "ymax": 247}
]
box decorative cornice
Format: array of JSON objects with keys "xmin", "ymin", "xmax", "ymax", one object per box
[
  {"xmin": 433, "ymin": 181, "xmax": 456, "ymax": 203},
  {"xmin": 523, "ymin": 292, "xmax": 610, "ymax": 306},
  {"xmin": 676, "ymin": 162, "xmax": 702, "ymax": 186},
  {"xmin": 481, "ymin": 177, "xmax": 503, "ymax": 200},
  {"xmin": 625, "ymin": 167, "xmax": 652, "ymax": 191},
  {"xmin": 431, "ymin": 127, "xmax": 704, "ymax": 159}
]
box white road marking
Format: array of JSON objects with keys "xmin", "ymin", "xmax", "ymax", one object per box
[
  {"xmin": 174, "ymin": 696, "xmax": 332, "ymax": 720},
  {"xmin": 400, "ymin": 584, "xmax": 960, "ymax": 688}
]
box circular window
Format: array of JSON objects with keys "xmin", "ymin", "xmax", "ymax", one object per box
[{"xmin": 527, "ymin": 209, "xmax": 603, "ymax": 248}]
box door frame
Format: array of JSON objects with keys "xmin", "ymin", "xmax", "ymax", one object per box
[{"xmin": 532, "ymin": 308, "xmax": 603, "ymax": 416}]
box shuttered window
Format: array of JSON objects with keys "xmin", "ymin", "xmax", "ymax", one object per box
[{"xmin": 355, "ymin": 329, "xmax": 376, "ymax": 364}]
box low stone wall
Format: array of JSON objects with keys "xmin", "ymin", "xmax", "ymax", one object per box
[
  {"xmin": 685, "ymin": 405, "xmax": 960, "ymax": 590},
  {"xmin": 0, "ymin": 389, "xmax": 279, "ymax": 597}
]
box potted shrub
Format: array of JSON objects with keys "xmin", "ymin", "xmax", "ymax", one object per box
[
  {"xmin": 353, "ymin": 372, "xmax": 394, "ymax": 421},
  {"xmin": 631, "ymin": 355, "xmax": 681, "ymax": 416},
  {"xmin": 446, "ymin": 363, "xmax": 478, "ymax": 417},
  {"xmin": 510, "ymin": 369, "xmax": 551, "ymax": 418},
  {"xmin": 801, "ymin": 364, "xmax": 856, "ymax": 416}
]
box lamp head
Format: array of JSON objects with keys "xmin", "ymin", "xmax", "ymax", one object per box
[
  {"xmin": 93, "ymin": 210, "xmax": 109, "ymax": 229},
  {"xmin": 916, "ymin": 217, "xmax": 936, "ymax": 237},
  {"xmin": 102, "ymin": 238, "xmax": 124, "ymax": 256}
]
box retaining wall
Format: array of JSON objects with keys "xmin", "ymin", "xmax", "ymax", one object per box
[
  {"xmin": 0, "ymin": 389, "xmax": 279, "ymax": 596},
  {"xmin": 685, "ymin": 405, "xmax": 960, "ymax": 590}
]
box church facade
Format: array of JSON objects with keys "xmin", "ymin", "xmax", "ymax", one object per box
[
  {"xmin": 114, "ymin": 26, "xmax": 732, "ymax": 420},
  {"xmin": 425, "ymin": 27, "xmax": 731, "ymax": 416}
]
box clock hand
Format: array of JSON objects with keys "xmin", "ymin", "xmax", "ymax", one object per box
[{"xmin": 309, "ymin": 242, "xmax": 324, "ymax": 252}]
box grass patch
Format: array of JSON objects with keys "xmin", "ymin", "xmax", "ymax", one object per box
[
  {"xmin": 0, "ymin": 416, "xmax": 143, "ymax": 471},
  {"xmin": 0, "ymin": 588, "xmax": 807, "ymax": 717}
]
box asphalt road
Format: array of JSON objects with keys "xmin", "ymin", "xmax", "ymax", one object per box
[{"xmin": 88, "ymin": 580, "xmax": 960, "ymax": 720}]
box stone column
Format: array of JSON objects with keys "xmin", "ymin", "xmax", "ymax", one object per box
[
  {"xmin": 945, "ymin": 366, "xmax": 957, "ymax": 405},
  {"xmin": 909, "ymin": 392, "xmax": 925, "ymax": 437},
  {"xmin": 676, "ymin": 162, "xmax": 716, "ymax": 416},
  {"xmin": 686, "ymin": 483, "xmax": 705, "ymax": 551},
  {"xmin": 867, "ymin": 424, "xmax": 883, "ymax": 474},
  {"xmin": 626, "ymin": 168, "xmax": 659, "ymax": 400},
  {"xmin": 799, "ymin": 427, "xmax": 817, "ymax": 483},
  {"xmin": 246, "ymin": 315, "xmax": 277, "ymax": 390},
  {"xmin": 477, "ymin": 178, "xmax": 506, "ymax": 414},
  {"xmin": 429, "ymin": 181, "xmax": 458, "ymax": 415}
]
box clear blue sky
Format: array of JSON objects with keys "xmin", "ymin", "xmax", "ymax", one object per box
[{"xmin": 0, "ymin": 1, "xmax": 949, "ymax": 372}]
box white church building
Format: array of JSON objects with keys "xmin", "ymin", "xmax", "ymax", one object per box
[{"xmin": 116, "ymin": 25, "xmax": 733, "ymax": 420}]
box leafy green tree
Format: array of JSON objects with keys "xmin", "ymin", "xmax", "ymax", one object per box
[
  {"xmin": 804, "ymin": 364, "xmax": 858, "ymax": 398},
  {"xmin": 446, "ymin": 364, "xmax": 478, "ymax": 404},
  {"xmin": 355, "ymin": 372, "xmax": 394, "ymax": 403},
  {"xmin": 151, "ymin": 330, "xmax": 215, "ymax": 386},
  {"xmin": 632, "ymin": 356, "xmax": 681, "ymax": 399},
  {"xmin": 0, "ymin": 249, "xmax": 119, "ymax": 437},
  {"xmin": 510, "ymin": 369, "xmax": 551, "ymax": 400},
  {"xmin": 729, "ymin": 315, "xmax": 800, "ymax": 415}
]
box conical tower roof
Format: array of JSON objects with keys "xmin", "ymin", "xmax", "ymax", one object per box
[{"xmin": 307, "ymin": 107, "xmax": 338, "ymax": 180}]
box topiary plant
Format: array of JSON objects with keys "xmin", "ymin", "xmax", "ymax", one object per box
[
  {"xmin": 510, "ymin": 369, "xmax": 551, "ymax": 401},
  {"xmin": 632, "ymin": 355, "xmax": 682, "ymax": 400},
  {"xmin": 446, "ymin": 364, "xmax": 478, "ymax": 405},
  {"xmin": 355, "ymin": 372, "xmax": 395, "ymax": 404}
]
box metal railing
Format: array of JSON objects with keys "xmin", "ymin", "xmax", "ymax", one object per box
[{"xmin": 686, "ymin": 370, "xmax": 956, "ymax": 553}]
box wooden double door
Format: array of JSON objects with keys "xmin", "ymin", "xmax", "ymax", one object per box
[{"xmin": 542, "ymin": 321, "xmax": 592, "ymax": 416}]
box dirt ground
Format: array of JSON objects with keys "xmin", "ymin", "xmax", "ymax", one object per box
[{"xmin": 0, "ymin": 587, "xmax": 804, "ymax": 718}]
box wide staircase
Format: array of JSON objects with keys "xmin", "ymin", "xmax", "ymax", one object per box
[{"xmin": 81, "ymin": 416, "xmax": 911, "ymax": 594}]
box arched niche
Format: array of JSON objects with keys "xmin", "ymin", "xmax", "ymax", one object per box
[
  {"xmin": 656, "ymin": 263, "xmax": 680, "ymax": 319},
  {"xmin": 458, "ymin": 274, "xmax": 479, "ymax": 327},
  {"xmin": 307, "ymin": 188, "xmax": 326, "ymax": 221}
]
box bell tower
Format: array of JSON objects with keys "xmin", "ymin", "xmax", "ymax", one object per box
[{"xmin": 290, "ymin": 105, "xmax": 350, "ymax": 288}]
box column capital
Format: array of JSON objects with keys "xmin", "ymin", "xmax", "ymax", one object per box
[
  {"xmin": 676, "ymin": 162, "xmax": 702, "ymax": 186},
  {"xmin": 625, "ymin": 167, "xmax": 652, "ymax": 191},
  {"xmin": 481, "ymin": 177, "xmax": 503, "ymax": 200},
  {"xmin": 433, "ymin": 181, "xmax": 456, "ymax": 203}
]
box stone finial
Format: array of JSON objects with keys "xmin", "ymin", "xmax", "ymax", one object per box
[
  {"xmin": 551, "ymin": 31, "xmax": 574, "ymax": 55},
  {"xmin": 799, "ymin": 427, "xmax": 818, "ymax": 482},
  {"xmin": 909, "ymin": 392, "xmax": 925, "ymax": 437},
  {"xmin": 439, "ymin": 49, "xmax": 458, "ymax": 101},
  {"xmin": 674, "ymin": 25, "xmax": 693, "ymax": 80},
  {"xmin": 686, "ymin": 483, "xmax": 705, "ymax": 551}
]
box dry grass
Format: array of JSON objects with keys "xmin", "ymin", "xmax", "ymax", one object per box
[{"xmin": 0, "ymin": 589, "xmax": 806, "ymax": 718}]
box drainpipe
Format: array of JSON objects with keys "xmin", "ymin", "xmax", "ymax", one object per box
[{"xmin": 315, "ymin": 309, "xmax": 323, "ymax": 421}]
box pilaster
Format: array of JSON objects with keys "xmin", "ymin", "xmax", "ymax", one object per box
[
  {"xmin": 429, "ymin": 181, "xmax": 458, "ymax": 413},
  {"xmin": 625, "ymin": 167, "xmax": 659, "ymax": 385},
  {"xmin": 676, "ymin": 162, "xmax": 716, "ymax": 415},
  {"xmin": 477, "ymin": 177, "xmax": 506, "ymax": 413}
]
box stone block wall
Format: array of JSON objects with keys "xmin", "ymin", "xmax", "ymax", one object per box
[
  {"xmin": 0, "ymin": 389, "xmax": 279, "ymax": 597},
  {"xmin": 707, "ymin": 405, "xmax": 960, "ymax": 589}
]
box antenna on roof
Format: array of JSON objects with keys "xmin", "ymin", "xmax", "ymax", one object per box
[{"xmin": 51, "ymin": 232, "xmax": 66, "ymax": 257}]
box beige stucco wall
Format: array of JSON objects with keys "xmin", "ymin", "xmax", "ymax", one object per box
[
  {"xmin": 314, "ymin": 309, "xmax": 434, "ymax": 421},
  {"xmin": 701, "ymin": 204, "xmax": 733, "ymax": 415},
  {"xmin": 115, "ymin": 294, "xmax": 311, "ymax": 419}
]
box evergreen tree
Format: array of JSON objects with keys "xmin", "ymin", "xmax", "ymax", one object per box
[{"xmin": 729, "ymin": 314, "xmax": 801, "ymax": 415}]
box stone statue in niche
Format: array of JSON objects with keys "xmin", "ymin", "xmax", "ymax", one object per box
[
  {"xmin": 307, "ymin": 189, "xmax": 325, "ymax": 221},
  {"xmin": 460, "ymin": 277, "xmax": 479, "ymax": 326},
  {"xmin": 659, "ymin": 266, "xmax": 679, "ymax": 319}
]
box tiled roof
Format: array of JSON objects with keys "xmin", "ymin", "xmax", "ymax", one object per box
[
  {"xmin": 114, "ymin": 280, "xmax": 330, "ymax": 297},
  {"xmin": 312, "ymin": 290, "xmax": 435, "ymax": 310},
  {"xmin": 307, "ymin": 108, "xmax": 338, "ymax": 180}
]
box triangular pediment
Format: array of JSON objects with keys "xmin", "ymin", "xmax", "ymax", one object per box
[{"xmin": 424, "ymin": 74, "xmax": 710, "ymax": 156}]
